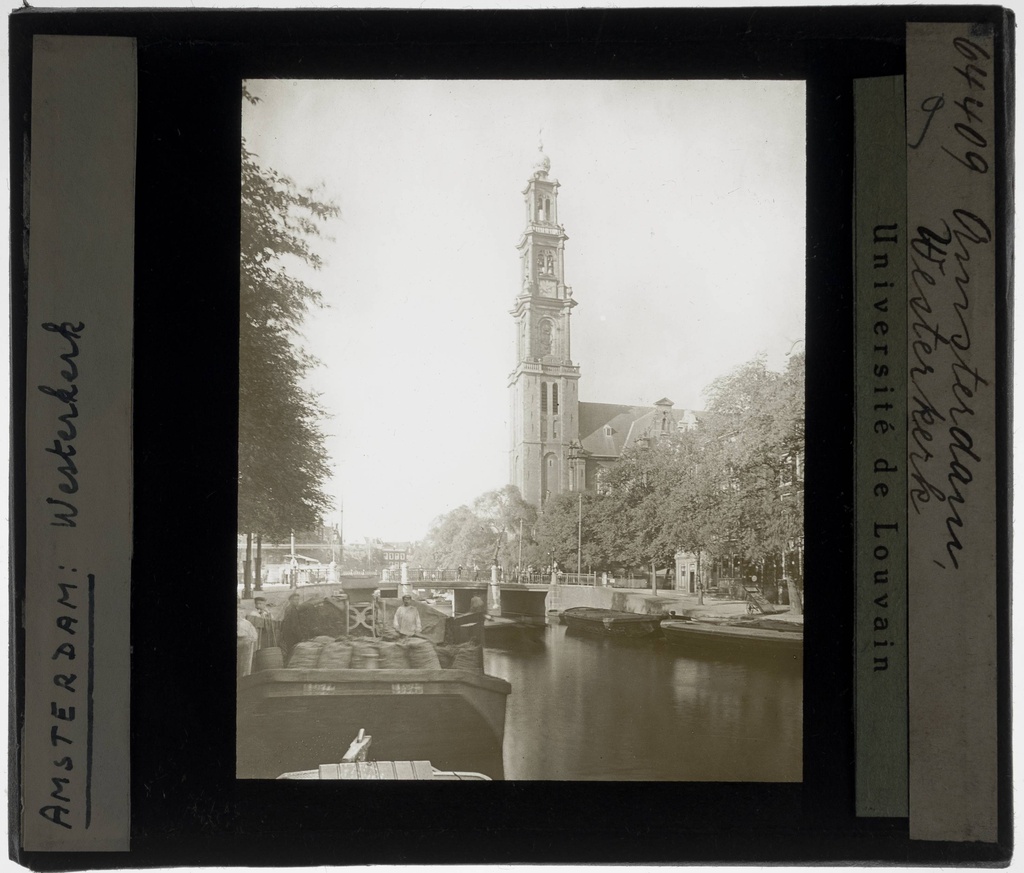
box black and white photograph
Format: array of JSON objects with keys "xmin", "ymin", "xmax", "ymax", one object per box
[
  {"xmin": 234, "ymin": 78, "xmax": 806, "ymax": 783},
  {"xmin": 8, "ymin": 2, "xmax": 1014, "ymax": 865}
]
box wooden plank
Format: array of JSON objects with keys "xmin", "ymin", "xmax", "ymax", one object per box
[
  {"xmin": 356, "ymin": 762, "xmax": 378, "ymax": 780},
  {"xmin": 318, "ymin": 764, "xmax": 341, "ymax": 780},
  {"xmin": 393, "ymin": 761, "xmax": 416, "ymax": 780},
  {"xmin": 412, "ymin": 761, "xmax": 435, "ymax": 780},
  {"xmin": 375, "ymin": 761, "xmax": 397, "ymax": 780},
  {"xmin": 338, "ymin": 763, "xmax": 359, "ymax": 780}
]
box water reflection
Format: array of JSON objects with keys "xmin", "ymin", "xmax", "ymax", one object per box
[{"xmin": 485, "ymin": 623, "xmax": 802, "ymax": 781}]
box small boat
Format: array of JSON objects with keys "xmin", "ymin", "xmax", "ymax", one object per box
[
  {"xmin": 278, "ymin": 761, "xmax": 491, "ymax": 780},
  {"xmin": 660, "ymin": 616, "xmax": 803, "ymax": 659},
  {"xmin": 560, "ymin": 606, "xmax": 662, "ymax": 637},
  {"xmin": 276, "ymin": 729, "xmax": 491, "ymax": 780}
]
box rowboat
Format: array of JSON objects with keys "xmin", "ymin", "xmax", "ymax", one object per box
[
  {"xmin": 237, "ymin": 667, "xmax": 511, "ymax": 780},
  {"xmin": 660, "ymin": 617, "xmax": 803, "ymax": 659},
  {"xmin": 276, "ymin": 729, "xmax": 492, "ymax": 780},
  {"xmin": 560, "ymin": 606, "xmax": 662, "ymax": 637},
  {"xmin": 278, "ymin": 760, "xmax": 491, "ymax": 780}
]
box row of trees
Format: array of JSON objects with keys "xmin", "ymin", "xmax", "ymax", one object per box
[
  {"xmin": 417, "ymin": 352, "xmax": 804, "ymax": 590},
  {"xmin": 237, "ymin": 89, "xmax": 338, "ymax": 597},
  {"xmin": 409, "ymin": 486, "xmax": 539, "ymax": 572}
]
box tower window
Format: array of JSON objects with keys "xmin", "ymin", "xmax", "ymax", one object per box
[
  {"xmin": 545, "ymin": 197, "xmax": 551, "ymax": 221},
  {"xmin": 538, "ymin": 321, "xmax": 553, "ymax": 356},
  {"xmin": 552, "ymin": 383, "xmax": 559, "ymax": 414},
  {"xmin": 540, "ymin": 381, "xmax": 548, "ymax": 414}
]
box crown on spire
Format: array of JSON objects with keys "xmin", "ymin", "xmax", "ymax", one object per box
[{"xmin": 532, "ymin": 136, "xmax": 551, "ymax": 178}]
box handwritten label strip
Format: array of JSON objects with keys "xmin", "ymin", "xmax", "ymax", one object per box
[
  {"xmin": 22, "ymin": 36, "xmax": 135, "ymax": 851},
  {"xmin": 906, "ymin": 22, "xmax": 998, "ymax": 843},
  {"xmin": 853, "ymin": 76, "xmax": 908, "ymax": 819}
]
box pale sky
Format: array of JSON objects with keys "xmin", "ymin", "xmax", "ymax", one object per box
[{"xmin": 242, "ymin": 79, "xmax": 805, "ymax": 542}]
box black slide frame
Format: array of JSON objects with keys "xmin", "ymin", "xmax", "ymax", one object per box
[{"xmin": 8, "ymin": 6, "xmax": 1013, "ymax": 867}]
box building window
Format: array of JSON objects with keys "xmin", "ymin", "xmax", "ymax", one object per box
[
  {"xmin": 541, "ymin": 381, "xmax": 548, "ymax": 414},
  {"xmin": 553, "ymin": 420, "xmax": 559, "ymax": 439},
  {"xmin": 552, "ymin": 383, "xmax": 559, "ymax": 414}
]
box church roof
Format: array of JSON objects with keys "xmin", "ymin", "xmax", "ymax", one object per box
[
  {"xmin": 578, "ymin": 402, "xmax": 643, "ymax": 458},
  {"xmin": 578, "ymin": 401, "xmax": 703, "ymax": 459}
]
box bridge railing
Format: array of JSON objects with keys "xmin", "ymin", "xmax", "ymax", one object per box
[
  {"xmin": 402, "ymin": 570, "xmax": 663, "ymax": 590},
  {"xmin": 609, "ymin": 576, "xmax": 660, "ymax": 590},
  {"xmin": 556, "ymin": 573, "xmax": 599, "ymax": 586}
]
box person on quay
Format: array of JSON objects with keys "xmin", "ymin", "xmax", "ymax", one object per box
[
  {"xmin": 236, "ymin": 595, "xmax": 258, "ymax": 677},
  {"xmin": 280, "ymin": 592, "xmax": 303, "ymax": 656},
  {"xmin": 245, "ymin": 595, "xmax": 278, "ymax": 650},
  {"xmin": 393, "ymin": 594, "xmax": 422, "ymax": 638}
]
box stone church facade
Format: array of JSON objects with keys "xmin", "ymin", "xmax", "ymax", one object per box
[{"xmin": 508, "ymin": 151, "xmax": 700, "ymax": 507}]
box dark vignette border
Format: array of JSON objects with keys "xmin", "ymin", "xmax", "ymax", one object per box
[{"xmin": 7, "ymin": 6, "xmax": 1013, "ymax": 868}]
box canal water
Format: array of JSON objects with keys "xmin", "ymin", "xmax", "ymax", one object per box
[{"xmin": 484, "ymin": 622, "xmax": 802, "ymax": 781}]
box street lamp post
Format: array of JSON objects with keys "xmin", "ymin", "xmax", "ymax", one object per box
[
  {"xmin": 518, "ymin": 517, "xmax": 524, "ymax": 579},
  {"xmin": 567, "ymin": 440, "xmax": 583, "ymax": 581},
  {"xmin": 576, "ymin": 492, "xmax": 582, "ymax": 579}
]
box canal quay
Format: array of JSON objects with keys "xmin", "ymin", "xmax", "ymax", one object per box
[{"xmin": 237, "ymin": 576, "xmax": 802, "ymax": 782}]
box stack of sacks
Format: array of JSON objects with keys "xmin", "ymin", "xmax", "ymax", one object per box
[
  {"xmin": 317, "ymin": 639, "xmax": 353, "ymax": 669},
  {"xmin": 449, "ymin": 641, "xmax": 484, "ymax": 672},
  {"xmin": 378, "ymin": 640, "xmax": 410, "ymax": 668},
  {"xmin": 286, "ymin": 640, "xmax": 325, "ymax": 668},
  {"xmin": 404, "ymin": 637, "xmax": 442, "ymax": 670}
]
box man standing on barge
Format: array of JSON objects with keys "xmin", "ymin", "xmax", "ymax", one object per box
[{"xmin": 393, "ymin": 594, "xmax": 422, "ymax": 638}]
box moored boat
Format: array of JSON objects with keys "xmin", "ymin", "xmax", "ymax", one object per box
[
  {"xmin": 237, "ymin": 666, "xmax": 511, "ymax": 780},
  {"xmin": 449, "ymin": 610, "xmax": 545, "ymax": 649},
  {"xmin": 560, "ymin": 606, "xmax": 662, "ymax": 637},
  {"xmin": 660, "ymin": 617, "xmax": 803, "ymax": 660}
]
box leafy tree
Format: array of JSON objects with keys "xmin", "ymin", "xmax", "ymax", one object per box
[
  {"xmin": 237, "ymin": 121, "xmax": 340, "ymax": 597},
  {"xmin": 564, "ymin": 351, "xmax": 804, "ymax": 591},
  {"xmin": 699, "ymin": 351, "xmax": 805, "ymax": 574},
  {"xmin": 419, "ymin": 486, "xmax": 539, "ymax": 572},
  {"xmin": 472, "ymin": 485, "xmax": 538, "ymax": 569},
  {"xmin": 535, "ymin": 491, "xmax": 614, "ymax": 573}
]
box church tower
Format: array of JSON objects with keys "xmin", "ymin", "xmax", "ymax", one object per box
[{"xmin": 508, "ymin": 149, "xmax": 584, "ymax": 506}]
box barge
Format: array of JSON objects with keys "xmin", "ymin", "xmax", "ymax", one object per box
[
  {"xmin": 660, "ymin": 617, "xmax": 803, "ymax": 661},
  {"xmin": 560, "ymin": 606, "xmax": 662, "ymax": 638},
  {"xmin": 237, "ymin": 666, "xmax": 511, "ymax": 780}
]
